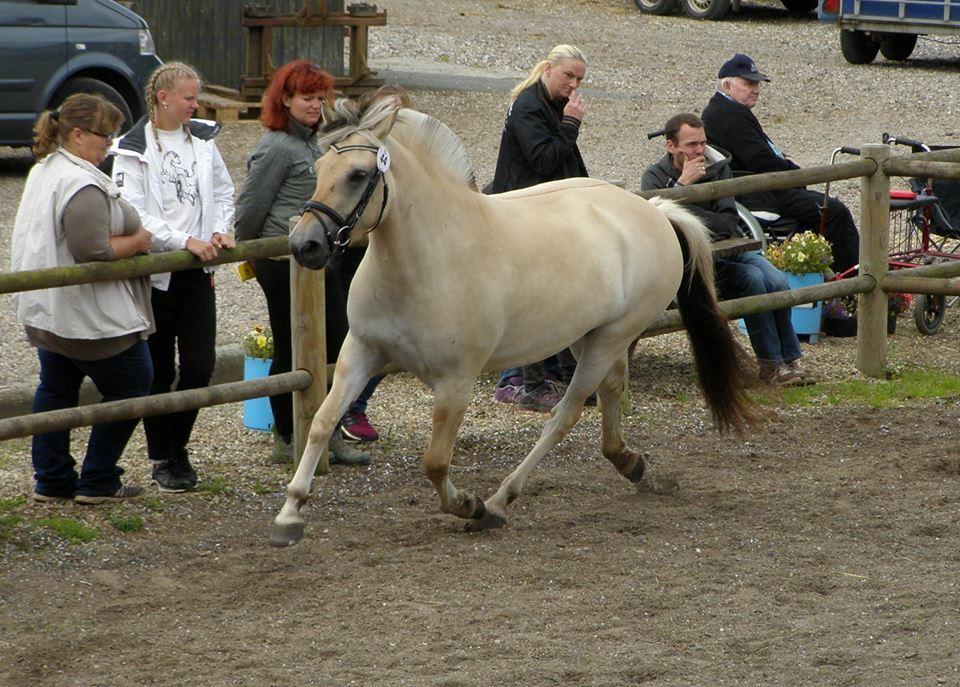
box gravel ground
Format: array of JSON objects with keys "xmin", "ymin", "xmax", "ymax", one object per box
[
  {"xmin": 2, "ymin": 3, "xmax": 960, "ymax": 685},
  {"xmin": 0, "ymin": 0, "xmax": 958, "ymax": 481}
]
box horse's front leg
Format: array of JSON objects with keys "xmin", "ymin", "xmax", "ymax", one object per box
[
  {"xmin": 270, "ymin": 334, "xmax": 382, "ymax": 547},
  {"xmin": 423, "ymin": 378, "xmax": 487, "ymax": 521}
]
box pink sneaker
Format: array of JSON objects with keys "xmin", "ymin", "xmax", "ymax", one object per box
[
  {"xmin": 493, "ymin": 376, "xmax": 525, "ymax": 404},
  {"xmin": 518, "ymin": 384, "xmax": 564, "ymax": 413},
  {"xmin": 340, "ymin": 412, "xmax": 379, "ymax": 442}
]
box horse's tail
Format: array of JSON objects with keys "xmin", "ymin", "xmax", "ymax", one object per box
[{"xmin": 650, "ymin": 197, "xmax": 760, "ymax": 435}]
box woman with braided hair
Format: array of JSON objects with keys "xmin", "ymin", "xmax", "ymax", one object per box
[{"xmin": 112, "ymin": 61, "xmax": 236, "ymax": 493}]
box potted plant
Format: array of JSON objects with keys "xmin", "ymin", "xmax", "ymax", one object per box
[
  {"xmin": 822, "ymin": 293, "xmax": 910, "ymax": 337},
  {"xmin": 242, "ymin": 325, "xmax": 275, "ymax": 431},
  {"xmin": 763, "ymin": 231, "xmax": 834, "ymax": 341}
]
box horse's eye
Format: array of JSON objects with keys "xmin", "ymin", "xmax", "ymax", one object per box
[{"xmin": 349, "ymin": 169, "xmax": 368, "ymax": 183}]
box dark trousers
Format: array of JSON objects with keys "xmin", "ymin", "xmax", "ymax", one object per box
[
  {"xmin": 254, "ymin": 254, "xmax": 380, "ymax": 440},
  {"xmin": 741, "ymin": 187, "xmax": 860, "ymax": 274},
  {"xmin": 715, "ymin": 251, "xmax": 801, "ymax": 365},
  {"xmin": 522, "ymin": 349, "xmax": 577, "ymax": 393},
  {"xmin": 32, "ymin": 341, "xmax": 153, "ymax": 497},
  {"xmin": 143, "ymin": 269, "xmax": 216, "ymax": 461}
]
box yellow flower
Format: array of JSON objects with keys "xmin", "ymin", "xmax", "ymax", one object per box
[{"xmin": 256, "ymin": 335, "xmax": 267, "ymax": 349}]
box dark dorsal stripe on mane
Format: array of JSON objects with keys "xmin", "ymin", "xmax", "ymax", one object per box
[{"xmin": 318, "ymin": 98, "xmax": 477, "ymax": 191}]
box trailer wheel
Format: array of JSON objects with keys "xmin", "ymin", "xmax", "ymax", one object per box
[
  {"xmin": 680, "ymin": 0, "xmax": 731, "ymax": 20},
  {"xmin": 879, "ymin": 33, "xmax": 917, "ymax": 61},
  {"xmin": 913, "ymin": 294, "xmax": 946, "ymax": 335},
  {"xmin": 634, "ymin": 0, "xmax": 679, "ymax": 14},
  {"xmin": 779, "ymin": 0, "xmax": 817, "ymax": 13},
  {"xmin": 840, "ymin": 30, "xmax": 880, "ymax": 64}
]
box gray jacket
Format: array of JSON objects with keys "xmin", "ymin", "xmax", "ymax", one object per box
[
  {"xmin": 640, "ymin": 146, "xmax": 743, "ymax": 240},
  {"xmin": 235, "ymin": 119, "xmax": 320, "ymax": 241}
]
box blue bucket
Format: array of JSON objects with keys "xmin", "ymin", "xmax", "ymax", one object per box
[
  {"xmin": 243, "ymin": 356, "xmax": 274, "ymax": 432},
  {"xmin": 786, "ymin": 272, "xmax": 824, "ymax": 342}
]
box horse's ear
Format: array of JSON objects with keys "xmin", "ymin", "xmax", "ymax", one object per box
[
  {"xmin": 320, "ymin": 101, "xmax": 337, "ymax": 128},
  {"xmin": 370, "ymin": 104, "xmax": 400, "ymax": 141}
]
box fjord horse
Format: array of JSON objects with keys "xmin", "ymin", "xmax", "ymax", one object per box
[{"xmin": 270, "ymin": 94, "xmax": 756, "ymax": 546}]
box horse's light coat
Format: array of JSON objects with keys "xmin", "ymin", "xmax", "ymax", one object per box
[{"xmin": 270, "ymin": 99, "xmax": 746, "ymax": 545}]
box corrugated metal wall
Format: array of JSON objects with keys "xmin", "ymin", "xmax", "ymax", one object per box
[{"xmin": 129, "ymin": 1, "xmax": 345, "ymax": 90}]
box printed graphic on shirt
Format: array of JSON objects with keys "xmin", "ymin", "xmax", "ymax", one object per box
[{"xmin": 160, "ymin": 151, "xmax": 199, "ymax": 205}]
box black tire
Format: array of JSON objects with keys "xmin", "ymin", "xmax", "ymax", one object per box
[
  {"xmin": 50, "ymin": 77, "xmax": 133, "ymax": 132},
  {"xmin": 913, "ymin": 294, "xmax": 946, "ymax": 335},
  {"xmin": 681, "ymin": 0, "xmax": 731, "ymax": 19},
  {"xmin": 879, "ymin": 33, "xmax": 917, "ymax": 61},
  {"xmin": 780, "ymin": 0, "xmax": 817, "ymax": 12},
  {"xmin": 840, "ymin": 30, "xmax": 880, "ymax": 64},
  {"xmin": 635, "ymin": 0, "xmax": 680, "ymax": 14}
]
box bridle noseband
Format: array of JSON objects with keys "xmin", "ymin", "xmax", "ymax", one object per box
[{"xmin": 300, "ymin": 142, "xmax": 390, "ymax": 255}]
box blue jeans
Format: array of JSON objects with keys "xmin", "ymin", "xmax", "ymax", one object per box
[
  {"xmin": 32, "ymin": 341, "xmax": 153, "ymax": 498},
  {"xmin": 716, "ymin": 251, "xmax": 801, "ymax": 365}
]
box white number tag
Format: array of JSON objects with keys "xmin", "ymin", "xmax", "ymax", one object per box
[{"xmin": 377, "ymin": 146, "xmax": 391, "ymax": 172}]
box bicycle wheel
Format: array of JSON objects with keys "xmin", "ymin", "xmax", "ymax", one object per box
[{"xmin": 913, "ymin": 294, "xmax": 946, "ymax": 335}]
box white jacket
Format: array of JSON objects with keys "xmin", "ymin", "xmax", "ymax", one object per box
[
  {"xmin": 11, "ymin": 149, "xmax": 153, "ymax": 339},
  {"xmin": 111, "ymin": 117, "xmax": 235, "ymax": 290}
]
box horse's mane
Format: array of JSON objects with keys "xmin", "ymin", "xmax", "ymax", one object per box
[{"xmin": 318, "ymin": 94, "xmax": 477, "ymax": 191}]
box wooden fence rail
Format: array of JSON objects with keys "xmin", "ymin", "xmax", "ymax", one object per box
[{"xmin": 2, "ymin": 144, "xmax": 959, "ymax": 466}]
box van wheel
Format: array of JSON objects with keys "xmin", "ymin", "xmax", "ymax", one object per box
[
  {"xmin": 50, "ymin": 77, "xmax": 133, "ymax": 131},
  {"xmin": 634, "ymin": 0, "xmax": 679, "ymax": 14},
  {"xmin": 680, "ymin": 0, "xmax": 731, "ymax": 18}
]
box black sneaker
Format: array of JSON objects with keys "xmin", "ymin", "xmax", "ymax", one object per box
[
  {"xmin": 152, "ymin": 459, "xmax": 194, "ymax": 493},
  {"xmin": 170, "ymin": 449, "xmax": 199, "ymax": 490}
]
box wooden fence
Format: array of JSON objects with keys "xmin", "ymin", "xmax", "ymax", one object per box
[
  {"xmin": 129, "ymin": 0, "xmax": 345, "ymax": 89},
  {"xmin": 2, "ymin": 144, "xmax": 960, "ymax": 471}
]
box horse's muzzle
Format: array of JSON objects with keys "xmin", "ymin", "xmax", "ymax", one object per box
[{"xmin": 289, "ymin": 215, "xmax": 332, "ymax": 270}]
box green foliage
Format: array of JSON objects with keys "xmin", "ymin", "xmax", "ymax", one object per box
[
  {"xmin": 142, "ymin": 496, "xmax": 166, "ymax": 512},
  {"xmin": 765, "ymin": 368, "xmax": 960, "ymax": 408},
  {"xmin": 764, "ymin": 231, "xmax": 833, "ymax": 275},
  {"xmin": 0, "ymin": 496, "xmax": 27, "ymax": 512},
  {"xmin": 197, "ymin": 475, "xmax": 228, "ymax": 495},
  {"xmin": 107, "ymin": 511, "xmax": 144, "ymax": 533},
  {"xmin": 0, "ymin": 514, "xmax": 23, "ymax": 541},
  {"xmin": 251, "ymin": 482, "xmax": 273, "ymax": 495},
  {"xmin": 35, "ymin": 517, "xmax": 98, "ymax": 543}
]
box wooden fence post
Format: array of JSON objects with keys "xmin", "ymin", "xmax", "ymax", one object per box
[
  {"xmin": 290, "ymin": 258, "xmax": 328, "ymax": 472},
  {"xmin": 856, "ymin": 144, "xmax": 891, "ymax": 377}
]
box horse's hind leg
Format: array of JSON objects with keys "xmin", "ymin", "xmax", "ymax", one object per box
[
  {"xmin": 468, "ymin": 347, "xmax": 616, "ymax": 531},
  {"xmin": 423, "ymin": 378, "xmax": 487, "ymax": 521},
  {"xmin": 598, "ymin": 354, "xmax": 645, "ymax": 483}
]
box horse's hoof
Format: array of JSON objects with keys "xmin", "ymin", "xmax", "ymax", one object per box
[
  {"xmin": 269, "ymin": 521, "xmax": 305, "ymax": 547},
  {"xmin": 464, "ymin": 509, "xmax": 507, "ymax": 532},
  {"xmin": 623, "ymin": 454, "xmax": 646, "ymax": 483}
]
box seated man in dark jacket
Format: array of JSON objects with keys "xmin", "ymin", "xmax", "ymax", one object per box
[
  {"xmin": 641, "ymin": 113, "xmax": 815, "ymax": 386},
  {"xmin": 701, "ymin": 53, "xmax": 859, "ymax": 275}
]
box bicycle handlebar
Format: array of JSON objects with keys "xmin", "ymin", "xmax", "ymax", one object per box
[
  {"xmin": 646, "ymin": 129, "xmax": 664, "ymax": 140},
  {"xmin": 881, "ymin": 133, "xmax": 930, "ymax": 153}
]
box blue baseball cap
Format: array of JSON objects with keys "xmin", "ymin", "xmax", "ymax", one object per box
[{"xmin": 717, "ymin": 53, "xmax": 770, "ymax": 82}]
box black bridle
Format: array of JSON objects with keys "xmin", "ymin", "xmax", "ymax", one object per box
[{"xmin": 300, "ymin": 142, "xmax": 389, "ymax": 254}]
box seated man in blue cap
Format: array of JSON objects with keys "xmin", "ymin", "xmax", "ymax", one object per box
[
  {"xmin": 642, "ymin": 112, "xmax": 815, "ymax": 387},
  {"xmin": 701, "ymin": 53, "xmax": 860, "ymax": 275}
]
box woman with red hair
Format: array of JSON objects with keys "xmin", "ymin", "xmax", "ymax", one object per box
[{"xmin": 235, "ymin": 60, "xmax": 372, "ymax": 465}]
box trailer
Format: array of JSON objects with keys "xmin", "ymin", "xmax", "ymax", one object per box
[{"xmin": 819, "ymin": 0, "xmax": 960, "ymax": 63}]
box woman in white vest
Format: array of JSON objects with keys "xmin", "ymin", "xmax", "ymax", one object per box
[
  {"xmin": 112, "ymin": 62, "xmax": 236, "ymax": 494},
  {"xmin": 11, "ymin": 93, "xmax": 154, "ymax": 504}
]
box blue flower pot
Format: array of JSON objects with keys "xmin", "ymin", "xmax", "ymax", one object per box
[
  {"xmin": 785, "ymin": 272, "xmax": 824, "ymax": 342},
  {"xmin": 243, "ymin": 356, "xmax": 274, "ymax": 432}
]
